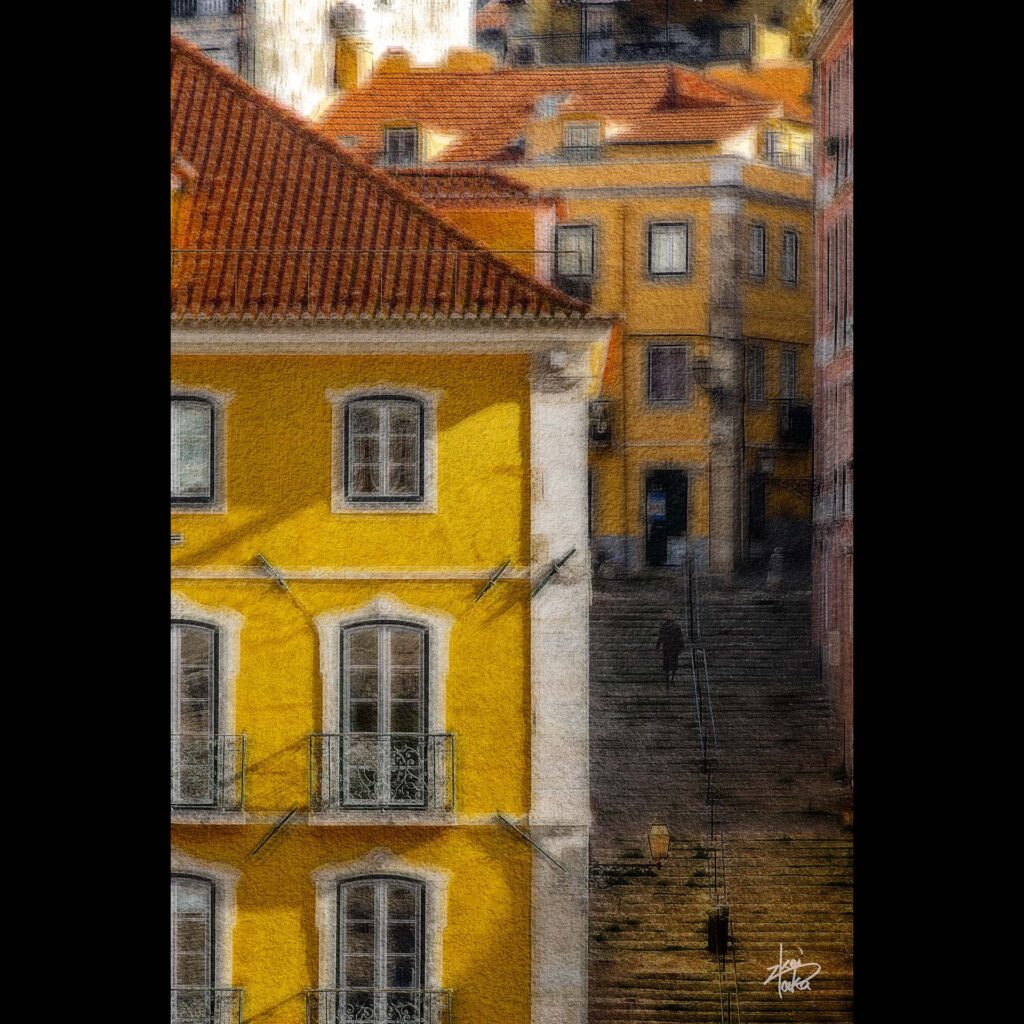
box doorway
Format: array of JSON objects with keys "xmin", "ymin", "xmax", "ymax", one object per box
[{"xmin": 645, "ymin": 470, "xmax": 688, "ymax": 566}]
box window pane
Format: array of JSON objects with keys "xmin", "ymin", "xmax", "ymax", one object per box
[
  {"xmin": 650, "ymin": 225, "xmax": 687, "ymax": 274},
  {"xmin": 649, "ymin": 347, "xmax": 688, "ymax": 401},
  {"xmin": 171, "ymin": 877, "xmax": 212, "ymax": 989},
  {"xmin": 345, "ymin": 884, "xmax": 375, "ymax": 921},
  {"xmin": 390, "ymin": 701, "xmax": 422, "ymax": 734},
  {"xmin": 749, "ymin": 226, "xmax": 765, "ymax": 277},
  {"xmin": 349, "ymin": 701, "xmax": 378, "ymax": 733},
  {"xmin": 782, "ymin": 232, "xmax": 798, "ymax": 283},
  {"xmin": 172, "ymin": 624, "xmax": 215, "ymax": 735},
  {"xmin": 172, "ymin": 401, "xmax": 212, "ymax": 499},
  {"xmin": 556, "ymin": 227, "xmax": 593, "ymax": 277},
  {"xmin": 388, "ymin": 885, "xmax": 418, "ymax": 920}
]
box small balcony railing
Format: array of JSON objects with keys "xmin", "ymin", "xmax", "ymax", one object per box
[
  {"xmin": 171, "ymin": 734, "xmax": 246, "ymax": 811},
  {"xmin": 560, "ymin": 145, "xmax": 601, "ymax": 163},
  {"xmin": 764, "ymin": 150, "xmax": 813, "ymax": 173},
  {"xmin": 170, "ymin": 1, "xmax": 243, "ymax": 18},
  {"xmin": 306, "ymin": 989, "xmax": 452, "ymax": 1024},
  {"xmin": 170, "ymin": 988, "xmax": 244, "ymax": 1024},
  {"xmin": 309, "ymin": 733, "xmax": 455, "ymax": 813},
  {"xmin": 778, "ymin": 401, "xmax": 813, "ymax": 447}
]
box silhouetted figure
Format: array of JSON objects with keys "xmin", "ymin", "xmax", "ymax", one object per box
[{"xmin": 656, "ymin": 611, "xmax": 685, "ymax": 690}]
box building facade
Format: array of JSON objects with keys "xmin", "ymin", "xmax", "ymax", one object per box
[
  {"xmin": 317, "ymin": 54, "xmax": 815, "ymax": 577},
  {"xmin": 808, "ymin": 0, "xmax": 852, "ymax": 780},
  {"xmin": 171, "ymin": 36, "xmax": 613, "ymax": 1024},
  {"xmin": 476, "ymin": 0, "xmax": 817, "ymax": 66}
]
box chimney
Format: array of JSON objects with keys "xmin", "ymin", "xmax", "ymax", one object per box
[
  {"xmin": 377, "ymin": 48, "xmax": 413, "ymax": 75},
  {"xmin": 443, "ymin": 48, "xmax": 495, "ymax": 73},
  {"xmin": 330, "ymin": 2, "xmax": 374, "ymax": 91}
]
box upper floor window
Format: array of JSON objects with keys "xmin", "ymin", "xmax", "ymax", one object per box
[
  {"xmin": 171, "ymin": 621, "xmax": 220, "ymax": 808},
  {"xmin": 171, "ymin": 875, "xmax": 214, "ymax": 1019},
  {"xmin": 334, "ymin": 877, "xmax": 426, "ymax": 1021},
  {"xmin": 171, "ymin": 398, "xmax": 213, "ymax": 505},
  {"xmin": 765, "ymin": 130, "xmax": 781, "ymax": 161},
  {"xmin": 748, "ymin": 225, "xmax": 765, "ymax": 280},
  {"xmin": 648, "ymin": 345, "xmax": 690, "ymax": 405},
  {"xmin": 781, "ymin": 230, "xmax": 799, "ymax": 286},
  {"xmin": 746, "ymin": 345, "xmax": 765, "ymax": 407},
  {"xmin": 648, "ymin": 223, "xmax": 690, "ymax": 277},
  {"xmin": 563, "ymin": 122, "xmax": 600, "ymax": 161},
  {"xmin": 345, "ymin": 398, "xmax": 424, "ymax": 502},
  {"xmin": 555, "ymin": 225, "xmax": 595, "ymax": 279},
  {"xmin": 383, "ymin": 127, "xmax": 418, "ymax": 167},
  {"xmin": 781, "ymin": 348, "xmax": 798, "ymax": 401}
]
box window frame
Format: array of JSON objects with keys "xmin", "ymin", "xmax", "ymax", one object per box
[
  {"xmin": 170, "ymin": 385, "xmax": 231, "ymax": 514},
  {"xmin": 383, "ymin": 127, "xmax": 419, "ymax": 167},
  {"xmin": 746, "ymin": 344, "xmax": 766, "ymax": 409},
  {"xmin": 647, "ymin": 222, "xmax": 691, "ymax": 279},
  {"xmin": 781, "ymin": 228, "xmax": 799, "ymax": 286},
  {"xmin": 343, "ymin": 395, "xmax": 426, "ymax": 504},
  {"xmin": 171, "ymin": 396, "xmax": 215, "ymax": 507},
  {"xmin": 748, "ymin": 223, "xmax": 766, "ymax": 282},
  {"xmin": 554, "ymin": 224, "xmax": 596, "ymax": 280},
  {"xmin": 646, "ymin": 344, "xmax": 692, "ymax": 407},
  {"xmin": 171, "ymin": 620, "xmax": 220, "ymax": 809},
  {"xmin": 780, "ymin": 347, "xmax": 799, "ymax": 401},
  {"xmin": 171, "ymin": 873, "xmax": 216, "ymax": 995}
]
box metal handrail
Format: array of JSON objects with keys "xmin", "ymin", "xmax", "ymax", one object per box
[
  {"xmin": 170, "ymin": 987, "xmax": 244, "ymax": 1024},
  {"xmin": 170, "ymin": 734, "xmax": 246, "ymax": 811},
  {"xmin": 304, "ymin": 988, "xmax": 452, "ymax": 1024}
]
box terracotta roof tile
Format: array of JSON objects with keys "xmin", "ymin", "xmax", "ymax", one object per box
[
  {"xmin": 388, "ymin": 167, "xmax": 552, "ymax": 207},
  {"xmin": 316, "ymin": 63, "xmax": 770, "ymax": 163},
  {"xmin": 170, "ymin": 35, "xmax": 589, "ymax": 322}
]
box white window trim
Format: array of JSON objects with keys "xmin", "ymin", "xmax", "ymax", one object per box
[
  {"xmin": 313, "ymin": 849, "xmax": 450, "ymax": 995},
  {"xmin": 171, "ymin": 382, "xmax": 233, "ymax": 513},
  {"xmin": 171, "ymin": 591, "xmax": 244, "ymax": 820},
  {"xmin": 327, "ymin": 386, "xmax": 441, "ymax": 514},
  {"xmin": 171, "ymin": 848, "xmax": 239, "ymax": 990}
]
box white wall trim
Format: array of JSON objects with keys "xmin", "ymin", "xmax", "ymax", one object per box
[
  {"xmin": 171, "ymin": 590, "xmax": 244, "ymax": 739},
  {"xmin": 313, "ymin": 849, "xmax": 451, "ymax": 993},
  {"xmin": 326, "ymin": 385, "xmax": 442, "ymax": 514},
  {"xmin": 314, "ymin": 594, "xmax": 453, "ymax": 735},
  {"xmin": 171, "ymin": 381, "xmax": 234, "ymax": 514},
  {"xmin": 171, "ymin": 847, "xmax": 240, "ymax": 988}
]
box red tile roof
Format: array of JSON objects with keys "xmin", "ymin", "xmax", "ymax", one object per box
[
  {"xmin": 316, "ymin": 63, "xmax": 778, "ymax": 164},
  {"xmin": 387, "ymin": 167, "xmax": 554, "ymax": 208},
  {"xmin": 170, "ymin": 35, "xmax": 589, "ymax": 322}
]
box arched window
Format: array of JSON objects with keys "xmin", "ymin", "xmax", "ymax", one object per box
[
  {"xmin": 345, "ymin": 397, "xmax": 424, "ymax": 501},
  {"xmin": 170, "ymin": 874, "xmax": 214, "ymax": 1020},
  {"xmin": 340, "ymin": 622, "xmax": 427, "ymax": 807},
  {"xmin": 171, "ymin": 621, "xmax": 218, "ymax": 807},
  {"xmin": 335, "ymin": 876, "xmax": 425, "ymax": 1021}
]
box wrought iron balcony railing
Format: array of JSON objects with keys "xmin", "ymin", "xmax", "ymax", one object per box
[
  {"xmin": 171, "ymin": 734, "xmax": 246, "ymax": 811},
  {"xmin": 170, "ymin": 1, "xmax": 243, "ymax": 18},
  {"xmin": 305, "ymin": 989, "xmax": 452, "ymax": 1024},
  {"xmin": 170, "ymin": 988, "xmax": 244, "ymax": 1024},
  {"xmin": 777, "ymin": 401, "xmax": 813, "ymax": 447},
  {"xmin": 560, "ymin": 145, "xmax": 601, "ymax": 163},
  {"xmin": 763, "ymin": 150, "xmax": 813, "ymax": 173},
  {"xmin": 309, "ymin": 733, "xmax": 455, "ymax": 813}
]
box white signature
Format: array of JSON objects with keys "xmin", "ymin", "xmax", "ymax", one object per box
[{"xmin": 762, "ymin": 944, "xmax": 821, "ymax": 997}]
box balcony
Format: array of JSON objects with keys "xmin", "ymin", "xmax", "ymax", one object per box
[
  {"xmin": 305, "ymin": 989, "xmax": 452, "ymax": 1024},
  {"xmin": 309, "ymin": 733, "xmax": 455, "ymax": 813},
  {"xmin": 170, "ymin": 735, "xmax": 246, "ymax": 811},
  {"xmin": 170, "ymin": 988, "xmax": 244, "ymax": 1024},
  {"xmin": 589, "ymin": 399, "xmax": 612, "ymax": 445},
  {"xmin": 763, "ymin": 149, "xmax": 813, "ymax": 174},
  {"xmin": 560, "ymin": 144, "xmax": 601, "ymax": 163},
  {"xmin": 170, "ymin": 1, "xmax": 243, "ymax": 17},
  {"xmin": 778, "ymin": 402, "xmax": 813, "ymax": 447}
]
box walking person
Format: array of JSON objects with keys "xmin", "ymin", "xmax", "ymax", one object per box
[{"xmin": 656, "ymin": 611, "xmax": 685, "ymax": 690}]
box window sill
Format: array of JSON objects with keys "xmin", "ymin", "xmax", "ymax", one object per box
[
  {"xmin": 331, "ymin": 496, "xmax": 438, "ymax": 515},
  {"xmin": 171, "ymin": 808, "xmax": 247, "ymax": 825},
  {"xmin": 308, "ymin": 810, "xmax": 457, "ymax": 827}
]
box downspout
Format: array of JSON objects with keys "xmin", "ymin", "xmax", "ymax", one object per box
[{"xmin": 620, "ymin": 203, "xmax": 629, "ymax": 570}]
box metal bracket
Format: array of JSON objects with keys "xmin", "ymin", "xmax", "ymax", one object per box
[
  {"xmin": 474, "ymin": 559, "xmax": 511, "ymax": 603},
  {"xmin": 530, "ymin": 547, "xmax": 577, "ymax": 598},
  {"xmin": 249, "ymin": 805, "xmax": 299, "ymax": 858},
  {"xmin": 255, "ymin": 553, "xmax": 313, "ymax": 620},
  {"xmin": 495, "ymin": 811, "xmax": 568, "ymax": 873}
]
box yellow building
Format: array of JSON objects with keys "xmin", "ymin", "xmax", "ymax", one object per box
[
  {"xmin": 171, "ymin": 36, "xmax": 613, "ymax": 1024},
  {"xmin": 317, "ymin": 53, "xmax": 813, "ymax": 577}
]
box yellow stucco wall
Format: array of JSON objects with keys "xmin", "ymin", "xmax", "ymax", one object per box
[
  {"xmin": 172, "ymin": 352, "xmax": 535, "ymax": 1023},
  {"xmin": 433, "ymin": 208, "xmax": 541, "ymax": 279}
]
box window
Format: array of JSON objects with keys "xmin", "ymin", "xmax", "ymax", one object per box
[
  {"xmin": 648, "ymin": 223, "xmax": 689, "ymax": 277},
  {"xmin": 335, "ymin": 877, "xmax": 426, "ymax": 1021},
  {"xmin": 746, "ymin": 345, "xmax": 765, "ymax": 407},
  {"xmin": 345, "ymin": 398, "xmax": 424, "ymax": 502},
  {"xmin": 563, "ymin": 122, "xmax": 600, "ymax": 161},
  {"xmin": 748, "ymin": 225, "xmax": 766, "ymax": 280},
  {"xmin": 383, "ymin": 127, "xmax": 418, "ymax": 167},
  {"xmin": 555, "ymin": 225, "xmax": 594, "ymax": 279},
  {"xmin": 171, "ymin": 398, "xmax": 214, "ymax": 504},
  {"xmin": 781, "ymin": 349, "xmax": 798, "ymax": 401},
  {"xmin": 171, "ymin": 622, "xmax": 218, "ymax": 807},
  {"xmin": 781, "ymin": 230, "xmax": 798, "ymax": 285},
  {"xmin": 171, "ymin": 875, "xmax": 214, "ymax": 1019},
  {"xmin": 765, "ymin": 130, "xmax": 781, "ymax": 161},
  {"xmin": 340, "ymin": 622, "xmax": 428, "ymax": 807},
  {"xmin": 648, "ymin": 346, "xmax": 690, "ymax": 404}
]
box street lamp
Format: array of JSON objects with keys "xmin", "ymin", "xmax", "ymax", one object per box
[{"xmin": 648, "ymin": 822, "xmax": 670, "ymax": 862}]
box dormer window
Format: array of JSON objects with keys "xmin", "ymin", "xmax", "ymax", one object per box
[
  {"xmin": 563, "ymin": 123, "xmax": 600, "ymax": 162},
  {"xmin": 383, "ymin": 127, "xmax": 418, "ymax": 167}
]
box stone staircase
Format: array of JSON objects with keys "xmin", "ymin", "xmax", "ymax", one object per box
[{"xmin": 589, "ymin": 573, "xmax": 853, "ymax": 1023}]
